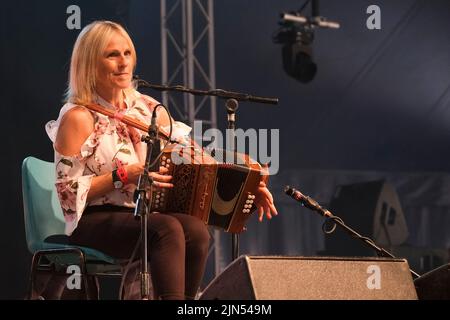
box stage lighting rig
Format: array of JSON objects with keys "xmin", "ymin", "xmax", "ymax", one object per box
[{"xmin": 273, "ymin": 0, "xmax": 340, "ymax": 83}]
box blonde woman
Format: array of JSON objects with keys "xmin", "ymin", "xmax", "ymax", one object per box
[{"xmin": 46, "ymin": 21, "xmax": 277, "ymax": 300}]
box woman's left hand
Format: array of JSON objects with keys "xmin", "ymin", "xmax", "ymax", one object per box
[{"xmin": 254, "ymin": 181, "xmax": 278, "ymax": 222}]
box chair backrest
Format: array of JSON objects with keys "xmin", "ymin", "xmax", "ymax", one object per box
[{"xmin": 22, "ymin": 156, "xmax": 66, "ymax": 253}]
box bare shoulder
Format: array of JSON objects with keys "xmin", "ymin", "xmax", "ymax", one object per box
[
  {"xmin": 55, "ymin": 106, "xmax": 95, "ymax": 156},
  {"xmin": 62, "ymin": 106, "xmax": 95, "ymax": 125}
]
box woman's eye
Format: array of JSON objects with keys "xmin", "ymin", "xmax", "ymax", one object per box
[{"xmin": 107, "ymin": 51, "xmax": 131, "ymax": 58}]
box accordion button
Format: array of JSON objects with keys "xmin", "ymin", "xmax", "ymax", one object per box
[
  {"xmin": 161, "ymin": 161, "xmax": 166, "ymax": 166},
  {"xmin": 166, "ymin": 159, "xmax": 171, "ymax": 163},
  {"xmin": 162, "ymin": 156, "xmax": 167, "ymax": 161}
]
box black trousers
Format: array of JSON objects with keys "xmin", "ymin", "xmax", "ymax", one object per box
[{"xmin": 69, "ymin": 206, "xmax": 210, "ymax": 300}]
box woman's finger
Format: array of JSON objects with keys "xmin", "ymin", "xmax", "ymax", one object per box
[
  {"xmin": 152, "ymin": 181, "xmax": 174, "ymax": 189},
  {"xmin": 159, "ymin": 166, "xmax": 169, "ymax": 174},
  {"xmin": 269, "ymin": 202, "xmax": 278, "ymax": 216},
  {"xmin": 150, "ymin": 173, "xmax": 172, "ymax": 182},
  {"xmin": 258, "ymin": 206, "xmax": 264, "ymax": 222},
  {"xmin": 265, "ymin": 206, "xmax": 272, "ymax": 220},
  {"xmin": 267, "ymin": 190, "xmax": 274, "ymax": 204}
]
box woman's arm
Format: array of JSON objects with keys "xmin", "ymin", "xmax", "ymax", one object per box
[
  {"xmin": 54, "ymin": 106, "xmax": 94, "ymax": 156},
  {"xmin": 55, "ymin": 107, "xmax": 172, "ymax": 203},
  {"xmin": 54, "ymin": 107, "xmax": 114, "ymax": 201}
]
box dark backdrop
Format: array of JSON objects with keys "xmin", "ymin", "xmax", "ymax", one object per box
[{"xmin": 1, "ymin": 0, "xmax": 449, "ymax": 298}]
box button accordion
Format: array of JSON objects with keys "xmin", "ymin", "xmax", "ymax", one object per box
[{"xmin": 151, "ymin": 145, "xmax": 267, "ymax": 233}]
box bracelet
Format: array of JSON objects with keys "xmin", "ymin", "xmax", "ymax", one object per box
[{"xmin": 116, "ymin": 166, "xmax": 128, "ymax": 185}]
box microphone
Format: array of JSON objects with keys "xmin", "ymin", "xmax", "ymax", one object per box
[
  {"xmin": 226, "ymin": 98, "xmax": 239, "ymax": 124},
  {"xmin": 151, "ymin": 106, "xmax": 158, "ymax": 135},
  {"xmin": 148, "ymin": 106, "xmax": 161, "ymax": 173},
  {"xmin": 284, "ymin": 185, "xmax": 331, "ymax": 217}
]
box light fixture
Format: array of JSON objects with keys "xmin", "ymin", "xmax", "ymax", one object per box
[
  {"xmin": 278, "ymin": 27, "xmax": 317, "ymax": 83},
  {"xmin": 273, "ymin": 0, "xmax": 340, "ymax": 84}
]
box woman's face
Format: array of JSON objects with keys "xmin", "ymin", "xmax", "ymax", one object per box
[{"xmin": 96, "ymin": 33, "xmax": 133, "ymax": 93}]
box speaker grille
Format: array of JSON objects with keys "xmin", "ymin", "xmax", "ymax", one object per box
[{"xmin": 200, "ymin": 256, "xmax": 417, "ymax": 300}]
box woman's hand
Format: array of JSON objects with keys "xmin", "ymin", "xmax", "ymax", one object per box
[
  {"xmin": 126, "ymin": 164, "xmax": 173, "ymax": 188},
  {"xmin": 149, "ymin": 166, "xmax": 173, "ymax": 189},
  {"xmin": 125, "ymin": 163, "xmax": 145, "ymax": 184},
  {"xmin": 254, "ymin": 181, "xmax": 278, "ymax": 222}
]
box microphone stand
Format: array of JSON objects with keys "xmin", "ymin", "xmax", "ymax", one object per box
[
  {"xmin": 226, "ymin": 99, "xmax": 240, "ymax": 261},
  {"xmin": 134, "ymin": 76, "xmax": 278, "ymax": 105},
  {"xmin": 135, "ymin": 76, "xmax": 279, "ymax": 263},
  {"xmin": 284, "ymin": 186, "xmax": 420, "ymax": 279},
  {"xmin": 133, "ymin": 112, "xmax": 161, "ymax": 300}
]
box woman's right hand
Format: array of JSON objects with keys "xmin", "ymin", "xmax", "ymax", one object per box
[{"xmin": 125, "ymin": 163, "xmax": 173, "ymax": 188}]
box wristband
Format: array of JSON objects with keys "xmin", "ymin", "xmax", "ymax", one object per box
[
  {"xmin": 112, "ymin": 159, "xmax": 128, "ymax": 189},
  {"xmin": 116, "ymin": 166, "xmax": 128, "ymax": 185}
]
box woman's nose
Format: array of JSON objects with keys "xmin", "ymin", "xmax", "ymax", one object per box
[{"xmin": 119, "ymin": 54, "xmax": 129, "ymax": 68}]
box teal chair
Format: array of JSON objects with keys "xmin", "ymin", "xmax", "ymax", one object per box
[{"xmin": 22, "ymin": 156, "xmax": 122, "ymax": 299}]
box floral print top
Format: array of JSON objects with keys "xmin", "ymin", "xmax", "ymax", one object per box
[{"xmin": 45, "ymin": 89, "xmax": 191, "ymax": 235}]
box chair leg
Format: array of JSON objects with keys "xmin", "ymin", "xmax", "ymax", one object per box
[
  {"xmin": 74, "ymin": 248, "xmax": 99, "ymax": 300},
  {"xmin": 28, "ymin": 252, "xmax": 41, "ymax": 300},
  {"xmin": 28, "ymin": 249, "xmax": 100, "ymax": 300},
  {"xmin": 28, "ymin": 252, "xmax": 67, "ymax": 300}
]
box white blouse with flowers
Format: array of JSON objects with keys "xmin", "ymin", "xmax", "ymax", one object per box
[{"xmin": 45, "ymin": 89, "xmax": 191, "ymax": 235}]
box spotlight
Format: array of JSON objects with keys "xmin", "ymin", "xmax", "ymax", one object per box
[
  {"xmin": 273, "ymin": 0, "xmax": 340, "ymax": 84},
  {"xmin": 280, "ymin": 30, "xmax": 317, "ymax": 83}
]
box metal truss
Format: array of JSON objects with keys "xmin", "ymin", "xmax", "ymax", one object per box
[
  {"xmin": 160, "ymin": 0, "xmax": 217, "ymax": 130},
  {"xmin": 160, "ymin": 0, "xmax": 223, "ymax": 277}
]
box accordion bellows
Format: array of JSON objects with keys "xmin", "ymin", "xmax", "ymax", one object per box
[{"xmin": 151, "ymin": 145, "xmax": 266, "ymax": 233}]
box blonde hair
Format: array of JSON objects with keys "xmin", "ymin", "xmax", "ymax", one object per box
[{"xmin": 65, "ymin": 21, "xmax": 137, "ymax": 105}]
